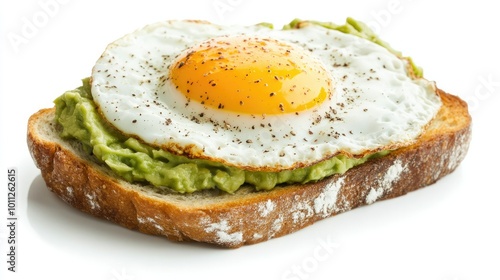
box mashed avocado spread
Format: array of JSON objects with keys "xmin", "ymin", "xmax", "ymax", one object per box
[{"xmin": 54, "ymin": 18, "xmax": 416, "ymax": 194}]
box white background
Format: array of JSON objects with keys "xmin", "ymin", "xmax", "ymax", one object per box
[{"xmin": 1, "ymin": 0, "xmax": 499, "ymax": 279}]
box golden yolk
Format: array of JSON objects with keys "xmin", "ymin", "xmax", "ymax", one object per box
[{"xmin": 169, "ymin": 36, "xmax": 332, "ymax": 115}]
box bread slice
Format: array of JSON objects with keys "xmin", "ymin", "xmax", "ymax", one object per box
[{"xmin": 27, "ymin": 88, "xmax": 471, "ymax": 248}]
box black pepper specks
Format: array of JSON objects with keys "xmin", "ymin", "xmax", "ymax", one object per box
[{"xmin": 89, "ymin": 25, "xmax": 402, "ymax": 170}]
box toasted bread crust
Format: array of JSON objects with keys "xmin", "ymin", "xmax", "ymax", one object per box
[{"xmin": 27, "ymin": 89, "xmax": 471, "ymax": 248}]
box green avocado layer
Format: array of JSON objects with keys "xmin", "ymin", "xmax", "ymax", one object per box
[
  {"xmin": 55, "ymin": 78, "xmax": 387, "ymax": 193},
  {"xmin": 54, "ymin": 18, "xmax": 407, "ymax": 194}
]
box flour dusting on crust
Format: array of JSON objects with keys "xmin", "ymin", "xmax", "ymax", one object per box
[
  {"xmin": 137, "ymin": 216, "xmax": 165, "ymax": 233},
  {"xmin": 258, "ymin": 200, "xmax": 276, "ymax": 217},
  {"xmin": 270, "ymin": 215, "xmax": 284, "ymax": 237},
  {"xmin": 291, "ymin": 199, "xmax": 314, "ymax": 224},
  {"xmin": 85, "ymin": 192, "xmax": 100, "ymax": 210},
  {"xmin": 203, "ymin": 218, "xmax": 243, "ymax": 246},
  {"xmin": 447, "ymin": 132, "xmax": 469, "ymax": 170},
  {"xmin": 66, "ymin": 186, "xmax": 74, "ymax": 197},
  {"xmin": 313, "ymin": 178, "xmax": 345, "ymax": 217},
  {"xmin": 366, "ymin": 159, "xmax": 406, "ymax": 204}
]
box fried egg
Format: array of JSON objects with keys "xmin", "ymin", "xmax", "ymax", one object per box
[{"xmin": 90, "ymin": 20, "xmax": 441, "ymax": 171}]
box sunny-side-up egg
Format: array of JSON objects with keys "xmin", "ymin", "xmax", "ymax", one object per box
[{"xmin": 90, "ymin": 20, "xmax": 442, "ymax": 171}]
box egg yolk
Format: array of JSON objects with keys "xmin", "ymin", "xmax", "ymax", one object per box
[{"xmin": 169, "ymin": 36, "xmax": 332, "ymax": 115}]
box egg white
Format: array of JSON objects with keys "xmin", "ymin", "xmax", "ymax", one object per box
[{"xmin": 91, "ymin": 20, "xmax": 441, "ymax": 171}]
